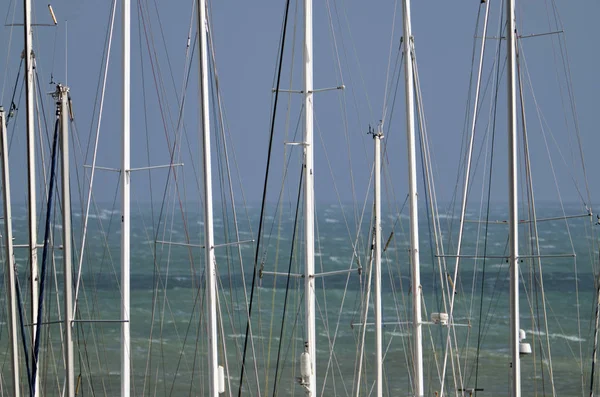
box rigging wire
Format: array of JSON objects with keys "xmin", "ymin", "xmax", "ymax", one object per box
[
  {"xmin": 590, "ymin": 273, "xmax": 600, "ymax": 396},
  {"xmin": 1, "ymin": 0, "xmax": 19, "ymax": 101},
  {"xmin": 440, "ymin": 2, "xmax": 490, "ymax": 394},
  {"xmin": 545, "ymin": 0, "xmax": 593, "ymax": 212},
  {"xmin": 139, "ymin": 10, "xmax": 205, "ymax": 392},
  {"xmin": 5, "ymin": 58, "xmax": 23, "ymax": 126},
  {"xmin": 416, "ymin": 77, "xmax": 446, "ymax": 394},
  {"xmin": 31, "ymin": 116, "xmax": 59, "ymax": 397},
  {"xmin": 381, "ymin": 0, "xmax": 400, "ymax": 124},
  {"xmin": 445, "ymin": 1, "xmax": 485, "ymax": 249},
  {"xmin": 473, "ymin": 5, "xmax": 505, "ymax": 392},
  {"xmin": 15, "ymin": 273, "xmax": 33, "ymax": 395},
  {"xmin": 237, "ymin": 0, "xmax": 292, "ymax": 394},
  {"xmin": 272, "ymin": 167, "xmax": 303, "ymax": 396},
  {"xmin": 517, "ymin": 40, "xmax": 556, "ymax": 394},
  {"xmin": 73, "ymin": 0, "xmax": 118, "ymax": 311}
]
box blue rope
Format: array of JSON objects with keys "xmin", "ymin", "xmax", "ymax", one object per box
[{"xmin": 31, "ymin": 117, "xmax": 60, "ymax": 397}]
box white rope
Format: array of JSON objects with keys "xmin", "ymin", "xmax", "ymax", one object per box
[
  {"xmin": 462, "ymin": 96, "xmax": 492, "ymax": 382},
  {"xmin": 440, "ymin": 3, "xmax": 490, "ymax": 393},
  {"xmin": 73, "ymin": 0, "xmax": 118, "ymax": 312},
  {"xmin": 414, "ymin": 58, "xmax": 463, "ymax": 395}
]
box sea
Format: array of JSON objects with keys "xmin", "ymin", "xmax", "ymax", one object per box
[{"xmin": 0, "ymin": 201, "xmax": 597, "ymax": 396}]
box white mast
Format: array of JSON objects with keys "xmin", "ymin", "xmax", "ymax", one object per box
[
  {"xmin": 23, "ymin": 1, "xmax": 40, "ymax": 393},
  {"xmin": 121, "ymin": 0, "xmax": 131, "ymax": 394},
  {"xmin": 507, "ymin": 0, "xmax": 520, "ymax": 395},
  {"xmin": 302, "ymin": 0, "xmax": 316, "ymax": 394},
  {"xmin": 197, "ymin": 0, "xmax": 220, "ymax": 395},
  {"xmin": 402, "ymin": 1, "xmax": 423, "ymax": 395},
  {"xmin": 57, "ymin": 85, "xmax": 75, "ymax": 397},
  {"xmin": 373, "ymin": 126, "xmax": 383, "ymax": 397},
  {"xmin": 0, "ymin": 107, "xmax": 20, "ymax": 397}
]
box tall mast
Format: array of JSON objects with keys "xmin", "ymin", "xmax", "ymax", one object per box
[
  {"xmin": 57, "ymin": 85, "xmax": 75, "ymax": 397},
  {"xmin": 303, "ymin": 0, "xmax": 316, "ymax": 394},
  {"xmin": 23, "ymin": 1, "xmax": 40, "ymax": 393},
  {"xmin": 0, "ymin": 107, "xmax": 20, "ymax": 397},
  {"xmin": 401, "ymin": 0, "xmax": 423, "ymax": 395},
  {"xmin": 121, "ymin": 0, "xmax": 131, "ymax": 394},
  {"xmin": 197, "ymin": 0, "xmax": 220, "ymax": 395},
  {"xmin": 507, "ymin": 0, "xmax": 520, "ymax": 395},
  {"xmin": 373, "ymin": 126, "xmax": 383, "ymax": 397}
]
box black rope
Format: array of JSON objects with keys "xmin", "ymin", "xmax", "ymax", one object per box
[
  {"xmin": 6, "ymin": 58, "xmax": 23, "ymax": 126},
  {"xmin": 472, "ymin": 99, "xmax": 496, "ymax": 396},
  {"xmin": 15, "ymin": 274, "xmax": 33, "ymax": 394},
  {"xmin": 237, "ymin": 0, "xmax": 292, "ymax": 394},
  {"xmin": 473, "ymin": 6, "xmax": 505, "ymax": 393},
  {"xmin": 31, "ymin": 116, "xmax": 60, "ymax": 397},
  {"xmin": 590, "ymin": 280, "xmax": 600, "ymax": 395},
  {"xmin": 272, "ymin": 167, "xmax": 303, "ymax": 396}
]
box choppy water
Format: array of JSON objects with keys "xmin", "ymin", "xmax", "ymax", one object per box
[{"xmin": 0, "ymin": 202, "xmax": 597, "ymax": 396}]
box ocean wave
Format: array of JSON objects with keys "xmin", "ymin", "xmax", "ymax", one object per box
[
  {"xmin": 437, "ymin": 213, "xmax": 456, "ymax": 220},
  {"xmin": 387, "ymin": 330, "xmax": 409, "ymax": 338},
  {"xmin": 527, "ymin": 329, "xmax": 584, "ymax": 342}
]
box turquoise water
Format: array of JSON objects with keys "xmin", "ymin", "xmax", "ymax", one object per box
[{"xmin": 0, "ymin": 202, "xmax": 597, "ymax": 396}]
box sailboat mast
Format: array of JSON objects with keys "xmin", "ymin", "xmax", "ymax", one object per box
[
  {"xmin": 57, "ymin": 85, "xmax": 75, "ymax": 397},
  {"xmin": 401, "ymin": 1, "xmax": 423, "ymax": 395},
  {"xmin": 23, "ymin": 1, "xmax": 40, "ymax": 393},
  {"xmin": 0, "ymin": 107, "xmax": 20, "ymax": 397},
  {"xmin": 373, "ymin": 126, "xmax": 383, "ymax": 397},
  {"xmin": 303, "ymin": 0, "xmax": 316, "ymax": 394},
  {"xmin": 121, "ymin": 0, "xmax": 131, "ymax": 394},
  {"xmin": 197, "ymin": 0, "xmax": 220, "ymax": 395},
  {"xmin": 507, "ymin": 0, "xmax": 520, "ymax": 395}
]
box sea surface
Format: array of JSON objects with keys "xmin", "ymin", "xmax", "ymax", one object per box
[{"xmin": 0, "ymin": 202, "xmax": 597, "ymax": 396}]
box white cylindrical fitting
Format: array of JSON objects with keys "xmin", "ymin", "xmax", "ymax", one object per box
[
  {"xmin": 300, "ymin": 352, "xmax": 311, "ymax": 378},
  {"xmin": 217, "ymin": 365, "xmax": 225, "ymax": 394}
]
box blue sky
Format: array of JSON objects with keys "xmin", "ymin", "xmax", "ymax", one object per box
[{"xmin": 1, "ymin": 0, "xmax": 599, "ymax": 209}]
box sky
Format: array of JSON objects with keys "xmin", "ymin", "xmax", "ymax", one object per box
[{"xmin": 1, "ymin": 0, "xmax": 599, "ymax": 211}]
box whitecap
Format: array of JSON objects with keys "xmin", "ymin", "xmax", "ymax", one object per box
[
  {"xmin": 528, "ymin": 329, "xmax": 584, "ymax": 342},
  {"xmin": 388, "ymin": 331, "xmax": 409, "ymax": 338}
]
